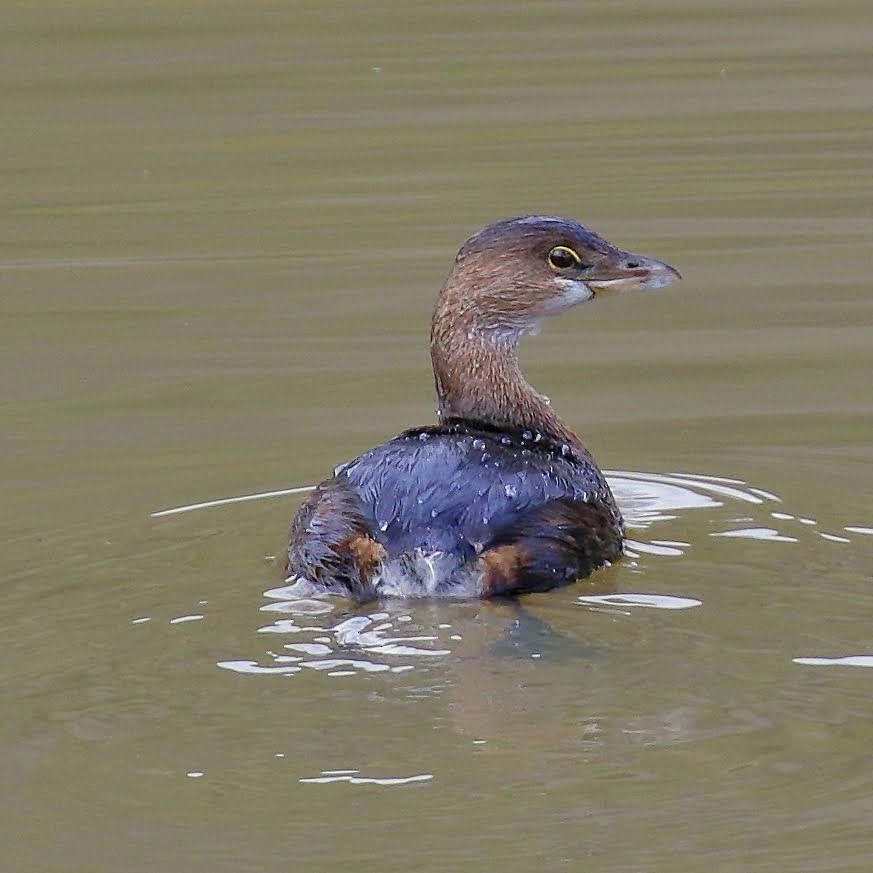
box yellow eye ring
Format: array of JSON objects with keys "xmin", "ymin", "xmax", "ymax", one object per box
[{"xmin": 548, "ymin": 246, "xmax": 582, "ymax": 270}]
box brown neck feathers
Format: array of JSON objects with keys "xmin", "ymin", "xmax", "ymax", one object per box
[{"xmin": 430, "ymin": 294, "xmax": 581, "ymax": 448}]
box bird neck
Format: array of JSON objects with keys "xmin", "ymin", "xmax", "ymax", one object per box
[{"xmin": 430, "ymin": 304, "xmax": 580, "ymax": 448}]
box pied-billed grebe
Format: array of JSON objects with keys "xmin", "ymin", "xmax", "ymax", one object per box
[{"xmin": 285, "ymin": 216, "xmax": 680, "ymax": 601}]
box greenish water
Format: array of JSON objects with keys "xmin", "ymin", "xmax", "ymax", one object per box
[{"xmin": 3, "ymin": 1, "xmax": 873, "ymax": 870}]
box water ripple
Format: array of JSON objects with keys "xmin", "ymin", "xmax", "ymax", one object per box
[
  {"xmin": 143, "ymin": 468, "xmax": 872, "ymax": 684},
  {"xmin": 299, "ymin": 770, "xmax": 433, "ymax": 786},
  {"xmin": 149, "ymin": 469, "xmax": 869, "ymax": 559},
  {"xmin": 578, "ymin": 593, "xmax": 702, "ymax": 611},
  {"xmin": 216, "ymin": 609, "xmax": 452, "ymax": 679},
  {"xmin": 793, "ymin": 656, "xmax": 873, "ymax": 668}
]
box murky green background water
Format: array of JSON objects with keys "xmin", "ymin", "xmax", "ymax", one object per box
[{"xmin": 3, "ymin": 1, "xmax": 873, "ymax": 870}]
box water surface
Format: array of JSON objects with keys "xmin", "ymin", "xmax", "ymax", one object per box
[{"xmin": 3, "ymin": 1, "xmax": 873, "ymax": 870}]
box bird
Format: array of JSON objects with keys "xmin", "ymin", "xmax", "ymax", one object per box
[{"xmin": 284, "ymin": 215, "xmax": 680, "ymax": 601}]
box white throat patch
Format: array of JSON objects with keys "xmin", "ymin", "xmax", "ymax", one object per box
[{"xmin": 550, "ymin": 276, "xmax": 595, "ymax": 308}]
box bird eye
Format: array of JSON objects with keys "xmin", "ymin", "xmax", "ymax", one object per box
[{"xmin": 548, "ymin": 246, "xmax": 583, "ymax": 270}]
